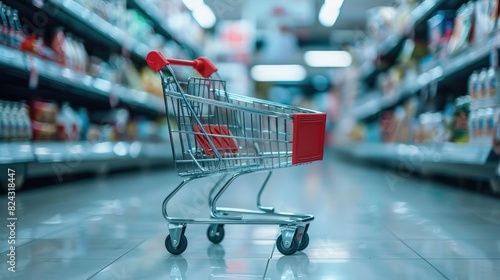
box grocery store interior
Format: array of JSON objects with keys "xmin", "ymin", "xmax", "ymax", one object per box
[{"xmin": 2, "ymin": 0, "xmax": 500, "ymax": 279}]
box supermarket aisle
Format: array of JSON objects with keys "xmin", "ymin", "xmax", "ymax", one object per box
[{"xmin": 1, "ymin": 154, "xmax": 500, "ymax": 280}]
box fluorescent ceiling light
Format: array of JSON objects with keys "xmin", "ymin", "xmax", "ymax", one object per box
[
  {"xmin": 192, "ymin": 4, "xmax": 216, "ymax": 29},
  {"xmin": 182, "ymin": 0, "xmax": 204, "ymax": 10},
  {"xmin": 251, "ymin": 65, "xmax": 307, "ymax": 82},
  {"xmin": 319, "ymin": 0, "xmax": 344, "ymax": 27},
  {"xmin": 304, "ymin": 50, "xmax": 352, "ymax": 67},
  {"xmin": 182, "ymin": 0, "xmax": 216, "ymax": 29}
]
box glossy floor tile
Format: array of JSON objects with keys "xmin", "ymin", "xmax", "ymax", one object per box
[
  {"xmin": 265, "ymin": 258, "xmax": 448, "ymax": 280},
  {"xmin": 1, "ymin": 153, "xmax": 500, "ymax": 279},
  {"xmin": 428, "ymin": 259, "xmax": 500, "ymax": 280}
]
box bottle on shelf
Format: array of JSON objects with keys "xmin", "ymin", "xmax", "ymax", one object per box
[
  {"xmin": 487, "ymin": 67, "xmax": 497, "ymax": 99},
  {"xmin": 51, "ymin": 27, "xmax": 67, "ymax": 66},
  {"xmin": 469, "ymin": 110, "xmax": 476, "ymax": 143},
  {"xmin": 0, "ymin": 2, "xmax": 8, "ymax": 45},
  {"xmin": 486, "ymin": 107, "xmax": 495, "ymax": 139},
  {"xmin": 479, "ymin": 69, "xmax": 488, "ymax": 100},
  {"xmin": 10, "ymin": 9, "xmax": 24, "ymax": 48},
  {"xmin": 469, "ymin": 71, "xmax": 478, "ymax": 101},
  {"xmin": 0, "ymin": 101, "xmax": 7, "ymax": 140}
]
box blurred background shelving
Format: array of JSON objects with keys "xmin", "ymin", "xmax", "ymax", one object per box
[
  {"xmin": 0, "ymin": 0, "xmax": 194, "ymax": 189},
  {"xmin": 336, "ymin": 0, "xmax": 500, "ymax": 194},
  {"xmin": 2, "ymin": 0, "xmax": 500, "ymax": 195}
]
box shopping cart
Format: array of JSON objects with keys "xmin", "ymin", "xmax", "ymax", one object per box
[{"xmin": 146, "ymin": 51, "xmax": 327, "ymax": 255}]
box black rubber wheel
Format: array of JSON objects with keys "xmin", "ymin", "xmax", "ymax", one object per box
[
  {"xmin": 207, "ymin": 224, "xmax": 225, "ymax": 244},
  {"xmin": 165, "ymin": 234, "xmax": 188, "ymax": 255},
  {"xmin": 276, "ymin": 235, "xmax": 299, "ymax": 255},
  {"xmin": 298, "ymin": 232, "xmax": 309, "ymax": 251}
]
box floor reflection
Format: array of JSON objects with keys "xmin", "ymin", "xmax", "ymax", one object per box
[
  {"xmin": 275, "ymin": 252, "xmax": 312, "ymax": 280},
  {"xmin": 207, "ymin": 244, "xmax": 227, "ymax": 275},
  {"xmin": 166, "ymin": 256, "xmax": 188, "ymax": 280}
]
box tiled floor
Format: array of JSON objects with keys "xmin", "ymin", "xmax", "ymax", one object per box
[{"xmin": 1, "ymin": 153, "xmax": 500, "ymax": 279}]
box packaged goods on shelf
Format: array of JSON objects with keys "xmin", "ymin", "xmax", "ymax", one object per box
[
  {"xmin": 474, "ymin": 0, "xmax": 499, "ymax": 43},
  {"xmin": 30, "ymin": 100, "xmax": 58, "ymax": 141},
  {"xmin": 427, "ymin": 10, "xmax": 455, "ymax": 58},
  {"xmin": 448, "ymin": 96, "xmax": 470, "ymax": 143},
  {"xmin": 467, "ymin": 66, "xmax": 500, "ymax": 145},
  {"xmin": 447, "ymin": 2, "xmax": 474, "ymax": 54},
  {"xmin": 414, "ymin": 112, "xmax": 447, "ymax": 144},
  {"xmin": 0, "ymin": 100, "xmax": 32, "ymax": 141},
  {"xmin": 0, "ymin": 3, "xmax": 23, "ymax": 48},
  {"xmin": 56, "ymin": 103, "xmax": 81, "ymax": 141}
]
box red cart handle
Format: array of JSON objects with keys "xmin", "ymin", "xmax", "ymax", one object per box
[{"xmin": 146, "ymin": 51, "xmax": 218, "ymax": 78}]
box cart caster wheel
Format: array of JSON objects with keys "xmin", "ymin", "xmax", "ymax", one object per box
[
  {"xmin": 207, "ymin": 224, "xmax": 225, "ymax": 244},
  {"xmin": 165, "ymin": 234, "xmax": 188, "ymax": 255},
  {"xmin": 298, "ymin": 232, "xmax": 309, "ymax": 251},
  {"xmin": 276, "ymin": 235, "xmax": 299, "ymax": 255}
]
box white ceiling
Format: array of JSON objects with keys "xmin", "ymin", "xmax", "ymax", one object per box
[{"xmin": 205, "ymin": 0, "xmax": 396, "ymax": 45}]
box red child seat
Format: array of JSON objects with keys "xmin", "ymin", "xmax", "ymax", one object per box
[{"xmin": 192, "ymin": 125, "xmax": 238, "ymax": 156}]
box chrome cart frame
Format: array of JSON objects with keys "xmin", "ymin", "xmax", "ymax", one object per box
[{"xmin": 146, "ymin": 51, "xmax": 326, "ymax": 255}]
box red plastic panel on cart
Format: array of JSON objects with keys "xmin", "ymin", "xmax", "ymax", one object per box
[
  {"xmin": 292, "ymin": 113, "xmax": 327, "ymax": 165},
  {"xmin": 193, "ymin": 125, "xmax": 238, "ymax": 156}
]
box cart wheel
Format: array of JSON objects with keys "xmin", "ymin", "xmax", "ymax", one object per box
[
  {"xmin": 276, "ymin": 235, "xmax": 299, "ymax": 255},
  {"xmin": 207, "ymin": 224, "xmax": 225, "ymax": 244},
  {"xmin": 165, "ymin": 234, "xmax": 188, "ymax": 255},
  {"xmin": 298, "ymin": 232, "xmax": 309, "ymax": 251}
]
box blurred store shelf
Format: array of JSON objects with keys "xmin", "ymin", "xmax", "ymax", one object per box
[
  {"xmin": 0, "ymin": 141, "xmax": 172, "ymax": 188},
  {"xmin": 130, "ymin": 0, "xmax": 201, "ymax": 57},
  {"xmin": 0, "ymin": 141, "xmax": 172, "ymax": 165},
  {"xmin": 361, "ymin": 0, "xmax": 445, "ymax": 80},
  {"xmin": 354, "ymin": 31, "xmax": 499, "ymax": 121},
  {"xmin": 47, "ymin": 0, "xmax": 150, "ymax": 58},
  {"xmin": 336, "ymin": 142, "xmax": 499, "ymax": 179},
  {"xmin": 0, "ymin": 142, "xmax": 36, "ymax": 164},
  {"xmin": 0, "ymin": 45, "xmax": 165, "ymax": 115}
]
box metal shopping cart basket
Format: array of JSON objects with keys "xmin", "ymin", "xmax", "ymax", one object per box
[{"xmin": 146, "ymin": 51, "xmax": 327, "ymax": 255}]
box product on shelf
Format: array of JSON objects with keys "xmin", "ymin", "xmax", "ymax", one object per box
[
  {"xmin": 47, "ymin": 28, "xmax": 89, "ymax": 72},
  {"xmin": 448, "ymin": 96, "xmax": 470, "ymax": 143},
  {"xmin": 448, "ymin": 2, "xmax": 474, "ymax": 54},
  {"xmin": 20, "ymin": 30, "xmax": 56, "ymax": 61},
  {"xmin": 50, "ymin": 27, "xmax": 66, "ymax": 65},
  {"xmin": 427, "ymin": 10, "xmax": 455, "ymax": 58},
  {"xmin": 140, "ymin": 67, "xmax": 163, "ymax": 97},
  {"xmin": 73, "ymin": 0, "xmax": 126, "ymax": 28},
  {"xmin": 474, "ymin": 0, "xmax": 499, "ymax": 43},
  {"xmin": 0, "ymin": 3, "xmax": 24, "ymax": 49},
  {"xmin": 469, "ymin": 71, "xmax": 479, "ymax": 101},
  {"xmin": 492, "ymin": 108, "xmax": 500, "ymax": 153},
  {"xmin": 56, "ymin": 102, "xmax": 81, "ymax": 141},
  {"xmin": 414, "ymin": 112, "xmax": 447, "ymax": 144},
  {"xmin": 0, "ymin": 100, "xmax": 32, "ymax": 141},
  {"xmin": 30, "ymin": 100, "xmax": 58, "ymax": 141}
]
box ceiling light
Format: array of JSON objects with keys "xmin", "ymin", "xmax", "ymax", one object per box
[
  {"xmin": 319, "ymin": 0, "xmax": 344, "ymax": 27},
  {"xmin": 182, "ymin": 0, "xmax": 216, "ymax": 29},
  {"xmin": 250, "ymin": 65, "xmax": 307, "ymax": 82},
  {"xmin": 304, "ymin": 50, "xmax": 352, "ymax": 67},
  {"xmin": 181, "ymin": 0, "xmax": 204, "ymax": 10},
  {"xmin": 192, "ymin": 4, "xmax": 216, "ymax": 29}
]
